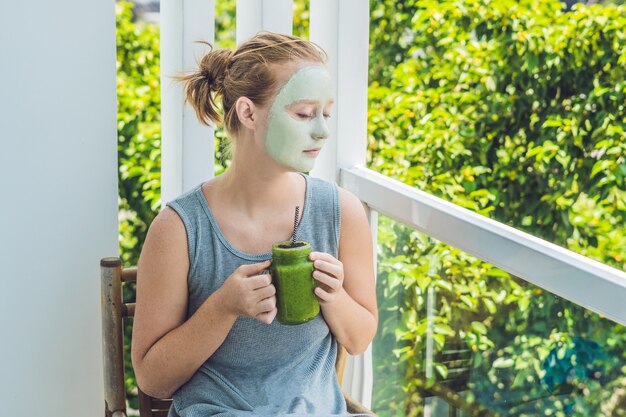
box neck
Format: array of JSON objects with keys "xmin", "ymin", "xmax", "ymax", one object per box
[{"xmin": 217, "ymin": 141, "xmax": 302, "ymax": 216}]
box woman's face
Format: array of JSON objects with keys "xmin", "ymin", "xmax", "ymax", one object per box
[{"xmin": 264, "ymin": 65, "xmax": 334, "ymax": 172}]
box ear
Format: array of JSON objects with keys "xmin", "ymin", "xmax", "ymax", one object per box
[{"xmin": 235, "ymin": 96, "xmax": 260, "ymax": 130}]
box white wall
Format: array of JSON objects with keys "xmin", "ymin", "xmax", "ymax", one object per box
[{"xmin": 0, "ymin": 1, "xmax": 118, "ymax": 416}]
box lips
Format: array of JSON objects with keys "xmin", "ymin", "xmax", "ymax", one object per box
[{"xmin": 303, "ymin": 148, "xmax": 321, "ymax": 157}]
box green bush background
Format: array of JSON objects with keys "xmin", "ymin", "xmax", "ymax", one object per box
[
  {"xmin": 116, "ymin": 0, "xmax": 626, "ymax": 415},
  {"xmin": 368, "ymin": 1, "xmax": 626, "ymax": 416}
]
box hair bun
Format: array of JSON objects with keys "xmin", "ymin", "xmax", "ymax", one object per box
[
  {"xmin": 176, "ymin": 42, "xmax": 234, "ymax": 127},
  {"xmin": 199, "ymin": 48, "xmax": 233, "ymax": 94}
]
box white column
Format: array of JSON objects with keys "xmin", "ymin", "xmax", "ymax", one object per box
[
  {"xmin": 310, "ymin": 0, "xmax": 373, "ymax": 407},
  {"xmin": 183, "ymin": 0, "xmax": 216, "ymax": 194},
  {"xmin": 310, "ymin": 0, "xmax": 369, "ymax": 182},
  {"xmin": 236, "ymin": 0, "xmax": 262, "ymax": 44},
  {"xmin": 262, "ymin": 0, "xmax": 294, "ymax": 36},
  {"xmin": 236, "ymin": 0, "xmax": 293, "ymax": 45},
  {"xmin": 161, "ymin": 0, "xmax": 184, "ymax": 204},
  {"xmin": 309, "ymin": 0, "xmax": 339, "ymax": 182},
  {"xmin": 0, "ymin": 0, "xmax": 118, "ymax": 415},
  {"xmin": 162, "ymin": 0, "xmax": 215, "ymax": 206}
]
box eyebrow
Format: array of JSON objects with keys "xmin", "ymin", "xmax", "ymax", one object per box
[{"xmin": 291, "ymin": 99, "xmax": 335, "ymax": 105}]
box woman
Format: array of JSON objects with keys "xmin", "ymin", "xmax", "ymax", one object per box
[{"xmin": 131, "ymin": 31, "xmax": 378, "ymax": 416}]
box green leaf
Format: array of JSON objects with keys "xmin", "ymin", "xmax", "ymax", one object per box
[
  {"xmin": 471, "ymin": 321, "xmax": 488, "ymax": 335},
  {"xmin": 434, "ymin": 323, "xmax": 456, "ymax": 337},
  {"xmin": 434, "ymin": 363, "xmax": 449, "ymax": 379},
  {"xmin": 492, "ymin": 357, "xmax": 515, "ymax": 368}
]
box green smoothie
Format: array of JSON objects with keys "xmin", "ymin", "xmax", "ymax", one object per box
[{"xmin": 271, "ymin": 240, "xmax": 319, "ymax": 325}]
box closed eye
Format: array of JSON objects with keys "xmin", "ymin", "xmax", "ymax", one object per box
[{"xmin": 297, "ymin": 113, "xmax": 315, "ymax": 119}]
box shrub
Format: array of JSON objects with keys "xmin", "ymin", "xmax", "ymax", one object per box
[
  {"xmin": 368, "ymin": 1, "xmax": 626, "ymax": 415},
  {"xmin": 116, "ymin": 2, "xmax": 161, "ymax": 411}
]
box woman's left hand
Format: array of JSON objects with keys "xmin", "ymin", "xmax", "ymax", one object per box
[{"xmin": 310, "ymin": 252, "xmax": 345, "ymax": 303}]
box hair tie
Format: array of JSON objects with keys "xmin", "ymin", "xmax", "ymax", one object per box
[{"xmin": 202, "ymin": 69, "xmax": 213, "ymax": 84}]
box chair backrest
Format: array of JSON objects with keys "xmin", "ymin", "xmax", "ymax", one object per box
[{"xmin": 101, "ymin": 257, "xmax": 350, "ymax": 417}]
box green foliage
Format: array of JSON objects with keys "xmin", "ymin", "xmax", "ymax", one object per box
[
  {"xmin": 214, "ymin": 0, "xmax": 236, "ymax": 175},
  {"xmin": 369, "ymin": 0, "xmax": 423, "ymax": 85},
  {"xmin": 369, "ymin": 0, "xmax": 626, "ymax": 415},
  {"xmin": 116, "ymin": 1, "xmax": 161, "ymax": 269},
  {"xmin": 116, "ymin": 2, "xmax": 161, "ymax": 413},
  {"xmin": 369, "ymin": 0, "xmax": 626, "ymax": 252},
  {"xmin": 293, "ymin": 0, "xmax": 311, "ymax": 39},
  {"xmin": 215, "ymin": 0, "xmax": 236, "ymax": 50}
]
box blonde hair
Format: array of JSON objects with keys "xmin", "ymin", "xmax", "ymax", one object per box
[{"xmin": 176, "ymin": 31, "xmax": 328, "ymax": 136}]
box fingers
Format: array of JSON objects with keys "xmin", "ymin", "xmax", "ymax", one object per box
[
  {"xmin": 256, "ymin": 306, "xmax": 278, "ymax": 325},
  {"xmin": 313, "ymin": 270, "xmax": 342, "ymax": 291},
  {"xmin": 312, "ymin": 259, "xmax": 343, "ymax": 279},
  {"xmin": 241, "ymin": 292, "xmax": 276, "ymax": 319},
  {"xmin": 246, "ymin": 275, "xmax": 275, "ymax": 313},
  {"xmin": 237, "ymin": 260, "xmax": 272, "ymax": 277},
  {"xmin": 254, "ymin": 282, "xmax": 276, "ymax": 300},
  {"xmin": 310, "ymin": 253, "xmax": 343, "ymax": 290},
  {"xmin": 314, "ymin": 286, "xmax": 333, "ymax": 302},
  {"xmin": 254, "ymin": 296, "xmax": 277, "ymax": 325},
  {"xmin": 248, "ymin": 274, "xmax": 273, "ymax": 290},
  {"xmin": 310, "ymin": 252, "xmax": 343, "ymax": 279},
  {"xmin": 309, "ymin": 252, "xmax": 335, "ymax": 262},
  {"xmin": 256, "ymin": 296, "xmax": 276, "ymax": 313},
  {"xmin": 309, "ymin": 251, "xmax": 340, "ymax": 264},
  {"xmin": 309, "ymin": 252, "xmax": 344, "ymax": 305}
]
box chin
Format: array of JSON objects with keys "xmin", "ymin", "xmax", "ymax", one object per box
[
  {"xmin": 278, "ymin": 159, "xmax": 314, "ymax": 173},
  {"xmin": 293, "ymin": 162, "xmax": 315, "ymax": 173}
]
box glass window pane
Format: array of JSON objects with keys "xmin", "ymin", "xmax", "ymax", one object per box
[{"xmin": 373, "ymin": 215, "xmax": 626, "ymax": 417}]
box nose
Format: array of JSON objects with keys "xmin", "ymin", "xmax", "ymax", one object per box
[
  {"xmin": 312, "ymin": 131, "xmax": 328, "ymax": 140},
  {"xmin": 311, "ymin": 116, "xmax": 329, "ymax": 140}
]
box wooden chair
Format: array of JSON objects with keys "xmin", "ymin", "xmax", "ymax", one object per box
[{"xmin": 101, "ymin": 257, "xmax": 376, "ymax": 417}]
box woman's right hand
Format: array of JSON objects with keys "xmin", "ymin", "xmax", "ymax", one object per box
[{"xmin": 217, "ymin": 260, "xmax": 277, "ymax": 324}]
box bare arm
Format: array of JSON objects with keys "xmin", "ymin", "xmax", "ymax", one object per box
[
  {"xmin": 311, "ymin": 188, "xmax": 378, "ymax": 355},
  {"xmin": 131, "ymin": 207, "xmax": 275, "ymax": 399}
]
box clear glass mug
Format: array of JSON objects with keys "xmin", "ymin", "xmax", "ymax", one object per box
[{"xmin": 270, "ymin": 240, "xmax": 320, "ymax": 325}]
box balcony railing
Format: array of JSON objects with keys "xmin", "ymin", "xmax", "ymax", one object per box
[{"xmin": 340, "ymin": 166, "xmax": 626, "ymax": 327}]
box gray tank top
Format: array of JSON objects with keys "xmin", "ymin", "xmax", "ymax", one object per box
[{"xmin": 164, "ymin": 174, "xmax": 360, "ymax": 416}]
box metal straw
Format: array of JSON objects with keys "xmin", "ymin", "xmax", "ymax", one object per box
[{"xmin": 291, "ymin": 206, "xmax": 300, "ymax": 246}]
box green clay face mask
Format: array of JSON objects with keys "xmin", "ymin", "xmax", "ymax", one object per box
[{"xmin": 265, "ymin": 66, "xmax": 334, "ymax": 172}]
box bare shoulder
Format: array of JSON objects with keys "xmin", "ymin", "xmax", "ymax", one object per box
[
  {"xmin": 137, "ymin": 205, "xmax": 189, "ymax": 288},
  {"xmin": 146, "ymin": 206, "xmax": 187, "ymax": 243},
  {"xmin": 132, "ymin": 206, "xmax": 190, "ymax": 362},
  {"xmin": 338, "ymin": 186, "xmax": 368, "ymax": 227},
  {"xmin": 337, "ymin": 186, "xmax": 371, "ymax": 256}
]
